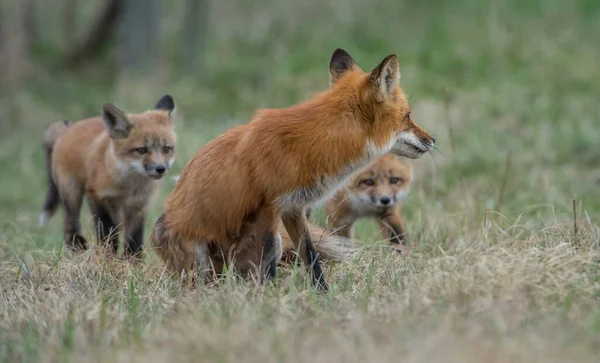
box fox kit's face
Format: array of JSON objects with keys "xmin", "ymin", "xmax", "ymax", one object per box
[
  {"xmin": 349, "ymin": 154, "xmax": 412, "ymax": 212},
  {"xmin": 103, "ymin": 95, "xmax": 176, "ymax": 180},
  {"xmin": 329, "ymin": 49, "xmax": 435, "ymax": 159}
]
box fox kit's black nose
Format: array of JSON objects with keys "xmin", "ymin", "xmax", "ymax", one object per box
[
  {"xmin": 155, "ymin": 165, "xmax": 166, "ymax": 174},
  {"xmin": 431, "ymin": 137, "xmax": 436, "ymax": 144},
  {"xmin": 380, "ymin": 196, "xmax": 391, "ymax": 205}
]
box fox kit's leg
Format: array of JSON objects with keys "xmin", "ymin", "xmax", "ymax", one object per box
[
  {"xmin": 123, "ymin": 210, "xmax": 145, "ymax": 259},
  {"xmin": 89, "ymin": 200, "xmax": 119, "ymax": 253},
  {"xmin": 328, "ymin": 212, "xmax": 356, "ymax": 240},
  {"xmin": 281, "ymin": 209, "xmax": 328, "ymax": 291},
  {"xmin": 377, "ymin": 208, "xmax": 407, "ymax": 250},
  {"xmin": 57, "ymin": 179, "xmax": 87, "ymax": 251},
  {"xmin": 326, "ymin": 200, "xmax": 356, "ymax": 239}
]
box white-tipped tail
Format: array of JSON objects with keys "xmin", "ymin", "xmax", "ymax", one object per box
[
  {"xmin": 38, "ymin": 211, "xmax": 49, "ymax": 227},
  {"xmin": 279, "ymin": 221, "xmax": 358, "ymax": 262}
]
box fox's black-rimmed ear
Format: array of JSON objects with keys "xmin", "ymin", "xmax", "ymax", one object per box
[
  {"xmin": 102, "ymin": 104, "xmax": 132, "ymax": 139},
  {"xmin": 369, "ymin": 54, "xmax": 400, "ymax": 101},
  {"xmin": 154, "ymin": 94, "xmax": 175, "ymax": 115},
  {"xmin": 329, "ymin": 48, "xmax": 359, "ymax": 87}
]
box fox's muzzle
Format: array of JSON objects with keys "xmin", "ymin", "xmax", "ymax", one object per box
[
  {"xmin": 392, "ymin": 132, "xmax": 435, "ymax": 159},
  {"xmin": 145, "ymin": 164, "xmax": 169, "ymax": 179}
]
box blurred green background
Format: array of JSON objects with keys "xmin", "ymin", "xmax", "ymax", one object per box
[{"xmin": 1, "ymin": 0, "xmax": 599, "ymax": 258}]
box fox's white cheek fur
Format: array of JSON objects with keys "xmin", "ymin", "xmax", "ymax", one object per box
[
  {"xmin": 350, "ymin": 193, "xmax": 377, "ymax": 212},
  {"xmin": 365, "ymin": 136, "xmax": 396, "ymax": 159},
  {"xmin": 128, "ymin": 161, "xmax": 146, "ymax": 174},
  {"xmin": 356, "ymin": 193, "xmax": 372, "ymax": 204},
  {"xmin": 115, "ymin": 159, "xmax": 130, "ymax": 173},
  {"xmin": 397, "ymin": 132, "xmax": 421, "ymax": 148},
  {"xmin": 395, "ymin": 190, "xmax": 409, "ymax": 201}
]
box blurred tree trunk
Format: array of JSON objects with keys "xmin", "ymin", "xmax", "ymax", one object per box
[
  {"xmin": 0, "ymin": 0, "xmax": 35, "ymax": 92},
  {"xmin": 181, "ymin": 0, "xmax": 209, "ymax": 73},
  {"xmin": 64, "ymin": 0, "xmax": 122, "ymax": 69},
  {"xmin": 0, "ymin": 0, "xmax": 35, "ymax": 131},
  {"xmin": 63, "ymin": 0, "xmax": 77, "ymax": 45},
  {"xmin": 118, "ymin": 0, "xmax": 160, "ymax": 75}
]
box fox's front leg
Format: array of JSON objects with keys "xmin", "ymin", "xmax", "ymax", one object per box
[
  {"xmin": 281, "ymin": 209, "xmax": 328, "ymax": 291},
  {"xmin": 124, "ymin": 210, "xmax": 145, "ymax": 259},
  {"xmin": 89, "ymin": 199, "xmax": 119, "ymax": 253},
  {"xmin": 58, "ymin": 180, "xmax": 87, "ymax": 251},
  {"xmin": 377, "ymin": 209, "xmax": 407, "ymax": 250}
]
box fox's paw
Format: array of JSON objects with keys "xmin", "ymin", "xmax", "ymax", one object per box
[
  {"xmin": 390, "ymin": 233, "xmax": 408, "ymax": 246},
  {"xmin": 67, "ymin": 234, "xmax": 88, "ymax": 252},
  {"xmin": 389, "ymin": 242, "xmax": 407, "ymax": 255}
]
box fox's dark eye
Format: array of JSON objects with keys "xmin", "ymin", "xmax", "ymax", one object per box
[
  {"xmin": 404, "ymin": 112, "xmax": 411, "ymax": 120},
  {"xmin": 162, "ymin": 146, "xmax": 173, "ymax": 154},
  {"xmin": 390, "ymin": 177, "xmax": 401, "ymax": 184},
  {"xmin": 363, "ymin": 179, "xmax": 375, "ymax": 186},
  {"xmin": 135, "ymin": 147, "xmax": 148, "ymax": 154}
]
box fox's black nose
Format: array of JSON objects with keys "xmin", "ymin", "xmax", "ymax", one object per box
[
  {"xmin": 380, "ymin": 196, "xmax": 391, "ymax": 205},
  {"xmin": 155, "ymin": 165, "xmax": 166, "ymax": 174},
  {"xmin": 431, "ymin": 137, "xmax": 436, "ymax": 144}
]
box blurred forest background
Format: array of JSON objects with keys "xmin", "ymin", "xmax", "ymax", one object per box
[{"xmin": 1, "ymin": 0, "xmax": 599, "ymax": 248}]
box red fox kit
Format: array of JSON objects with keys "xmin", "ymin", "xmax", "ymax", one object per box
[
  {"xmin": 40, "ymin": 95, "xmax": 176, "ymax": 257},
  {"xmin": 150, "ymin": 49, "xmax": 434, "ymax": 290},
  {"xmin": 325, "ymin": 153, "xmax": 413, "ymax": 253}
]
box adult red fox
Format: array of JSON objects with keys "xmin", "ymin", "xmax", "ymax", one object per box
[
  {"xmin": 325, "ymin": 153, "xmax": 413, "ymax": 253},
  {"xmin": 150, "ymin": 49, "xmax": 434, "ymax": 290},
  {"xmin": 40, "ymin": 95, "xmax": 176, "ymax": 257}
]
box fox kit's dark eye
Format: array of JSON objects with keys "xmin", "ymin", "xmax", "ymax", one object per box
[
  {"xmin": 135, "ymin": 147, "xmax": 148, "ymax": 154},
  {"xmin": 162, "ymin": 146, "xmax": 173, "ymax": 154},
  {"xmin": 390, "ymin": 177, "xmax": 401, "ymax": 184},
  {"xmin": 363, "ymin": 179, "xmax": 375, "ymax": 186},
  {"xmin": 404, "ymin": 112, "xmax": 411, "ymax": 120}
]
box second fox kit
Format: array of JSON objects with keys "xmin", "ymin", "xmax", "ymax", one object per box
[
  {"xmin": 325, "ymin": 153, "xmax": 413, "ymax": 252},
  {"xmin": 39, "ymin": 95, "xmax": 176, "ymax": 257}
]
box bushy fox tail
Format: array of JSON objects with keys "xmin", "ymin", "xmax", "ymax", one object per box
[
  {"xmin": 39, "ymin": 120, "xmax": 71, "ymax": 226},
  {"xmin": 280, "ymin": 221, "xmax": 358, "ymax": 263}
]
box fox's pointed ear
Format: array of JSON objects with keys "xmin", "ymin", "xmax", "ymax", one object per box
[
  {"xmin": 329, "ymin": 48, "xmax": 358, "ymax": 88},
  {"xmin": 154, "ymin": 94, "xmax": 175, "ymax": 113},
  {"xmin": 369, "ymin": 54, "xmax": 400, "ymax": 101},
  {"xmin": 102, "ymin": 104, "xmax": 132, "ymax": 139}
]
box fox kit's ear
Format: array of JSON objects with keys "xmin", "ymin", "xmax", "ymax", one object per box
[
  {"xmin": 155, "ymin": 94, "xmax": 175, "ymax": 114},
  {"xmin": 369, "ymin": 54, "xmax": 400, "ymax": 101},
  {"xmin": 102, "ymin": 104, "xmax": 133, "ymax": 139},
  {"xmin": 154, "ymin": 94, "xmax": 176, "ymax": 123},
  {"xmin": 329, "ymin": 48, "xmax": 358, "ymax": 87}
]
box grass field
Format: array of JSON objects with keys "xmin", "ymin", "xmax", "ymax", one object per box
[{"xmin": 1, "ymin": 0, "xmax": 600, "ymax": 361}]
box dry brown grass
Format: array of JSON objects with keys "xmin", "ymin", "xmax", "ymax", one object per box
[{"xmin": 2, "ymin": 214, "xmax": 599, "ymax": 362}]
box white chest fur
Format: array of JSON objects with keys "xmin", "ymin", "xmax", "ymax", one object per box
[{"xmin": 275, "ymin": 137, "xmax": 392, "ymax": 211}]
